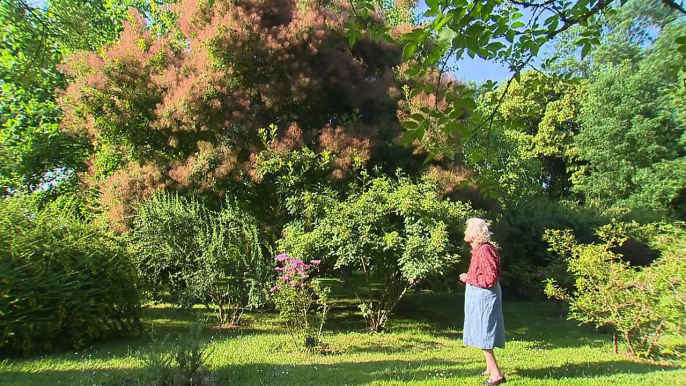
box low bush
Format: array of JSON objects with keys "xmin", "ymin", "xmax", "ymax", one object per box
[
  {"xmin": 103, "ymin": 318, "xmax": 213, "ymax": 386},
  {"xmin": 280, "ymin": 173, "xmax": 474, "ymax": 332},
  {"xmin": 0, "ymin": 197, "xmax": 141, "ymax": 356},
  {"xmin": 544, "ymin": 220, "xmax": 686, "ymax": 357},
  {"xmin": 130, "ymin": 193, "xmax": 270, "ymax": 326}
]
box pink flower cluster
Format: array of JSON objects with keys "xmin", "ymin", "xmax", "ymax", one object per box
[{"xmin": 270, "ymin": 253, "xmax": 321, "ymax": 293}]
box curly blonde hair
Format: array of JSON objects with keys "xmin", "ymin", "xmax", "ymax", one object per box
[{"xmin": 466, "ymin": 218, "xmax": 492, "ymax": 244}]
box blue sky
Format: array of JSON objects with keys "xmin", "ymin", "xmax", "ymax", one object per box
[{"xmin": 415, "ymin": 1, "xmax": 555, "ymax": 83}]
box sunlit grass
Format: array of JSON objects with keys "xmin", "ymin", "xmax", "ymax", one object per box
[{"xmin": 1, "ymin": 289, "xmax": 684, "ymax": 385}]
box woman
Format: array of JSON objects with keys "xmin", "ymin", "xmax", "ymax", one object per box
[{"xmin": 459, "ymin": 218, "xmax": 506, "ymax": 385}]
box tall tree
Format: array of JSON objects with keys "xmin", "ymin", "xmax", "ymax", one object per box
[
  {"xmin": 468, "ymin": 71, "xmax": 583, "ymax": 201},
  {"xmin": 569, "ymin": 2, "xmax": 686, "ymax": 218},
  {"xmin": 57, "ymin": 0, "xmax": 463, "ymax": 232},
  {"xmin": 0, "ymin": 0, "xmax": 178, "ymax": 196}
]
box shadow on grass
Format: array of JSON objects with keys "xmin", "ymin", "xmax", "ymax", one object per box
[
  {"xmin": 388, "ymin": 291, "xmax": 610, "ymax": 350},
  {"xmin": 516, "ymin": 360, "xmax": 681, "ymax": 380},
  {"xmin": 2, "ymin": 357, "xmax": 682, "ymax": 386},
  {"xmin": 215, "ymin": 359, "xmax": 476, "ymax": 385},
  {"xmin": 0, "ymin": 359, "xmax": 476, "ymax": 386},
  {"xmin": 345, "ymin": 337, "xmax": 442, "ymax": 354}
]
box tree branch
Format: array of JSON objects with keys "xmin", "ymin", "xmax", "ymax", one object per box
[
  {"xmin": 508, "ymin": 0, "xmax": 559, "ymax": 7},
  {"xmin": 549, "ymin": 0, "xmax": 614, "ymax": 38},
  {"xmin": 661, "ymin": 0, "xmax": 686, "ymax": 15}
]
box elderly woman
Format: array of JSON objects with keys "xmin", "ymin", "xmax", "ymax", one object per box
[{"xmin": 459, "ymin": 218, "xmax": 506, "ymax": 385}]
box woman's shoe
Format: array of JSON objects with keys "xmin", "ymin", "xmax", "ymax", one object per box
[{"xmin": 483, "ymin": 376, "xmax": 506, "ymax": 385}]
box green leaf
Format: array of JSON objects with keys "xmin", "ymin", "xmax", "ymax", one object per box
[
  {"xmin": 416, "ymin": 127, "xmax": 426, "ymax": 141},
  {"xmin": 426, "ymin": 0, "xmax": 439, "ymax": 11},
  {"xmin": 403, "ymin": 43, "xmax": 417, "ymax": 61},
  {"xmin": 581, "ymin": 43, "xmax": 591, "ymax": 60},
  {"xmin": 547, "ymin": 18, "xmax": 559, "ymax": 34},
  {"xmin": 434, "ymin": 14, "xmax": 453, "ymax": 31},
  {"xmin": 438, "ymin": 27, "xmax": 459, "ymax": 42},
  {"xmin": 402, "ymin": 120, "xmax": 419, "ymax": 130},
  {"xmin": 382, "ymin": 34, "xmax": 395, "ymax": 45},
  {"xmin": 402, "ymin": 28, "xmax": 425, "ymax": 42},
  {"xmin": 676, "ymin": 37, "xmax": 686, "ymax": 45},
  {"xmin": 424, "ymin": 149, "xmax": 440, "ymax": 164},
  {"xmin": 544, "ymin": 15, "xmax": 558, "ymax": 26},
  {"xmin": 349, "ymin": 34, "xmax": 357, "ymax": 48},
  {"xmin": 400, "ymin": 130, "xmax": 417, "ymax": 145},
  {"xmin": 511, "ymin": 21, "xmax": 525, "ymax": 29},
  {"xmin": 405, "ymin": 65, "xmax": 420, "ymax": 76},
  {"xmin": 464, "ymin": 98, "xmax": 477, "ymax": 110},
  {"xmin": 486, "ymin": 42, "xmax": 506, "ymax": 53},
  {"xmin": 678, "ymin": 45, "xmax": 686, "ymax": 54},
  {"xmin": 410, "ymin": 113, "xmax": 424, "ymax": 122},
  {"xmin": 506, "ymin": 29, "xmax": 516, "ymax": 43},
  {"xmin": 466, "ymin": 23, "xmax": 485, "ymax": 37}
]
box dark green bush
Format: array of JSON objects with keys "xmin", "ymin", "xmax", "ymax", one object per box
[
  {"xmin": 0, "ymin": 197, "xmax": 142, "ymax": 356},
  {"xmin": 130, "ymin": 193, "xmax": 270, "ymax": 325},
  {"xmin": 493, "ymin": 198, "xmax": 607, "ymax": 299}
]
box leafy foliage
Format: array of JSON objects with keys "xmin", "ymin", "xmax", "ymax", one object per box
[
  {"xmin": 493, "ymin": 198, "xmax": 607, "ymax": 299},
  {"xmin": 280, "ymin": 173, "xmax": 474, "ymax": 331},
  {"xmin": 56, "ymin": 0, "xmax": 466, "ymax": 233},
  {"xmin": 468, "ymin": 71, "xmax": 583, "ymax": 200},
  {"xmin": 572, "ymin": 51, "xmax": 686, "ymax": 217},
  {"xmin": 131, "ymin": 193, "xmax": 269, "ymax": 325},
  {"xmin": 545, "ymin": 221, "xmax": 686, "ymax": 357},
  {"xmin": 0, "ymin": 197, "xmax": 142, "ymax": 355}
]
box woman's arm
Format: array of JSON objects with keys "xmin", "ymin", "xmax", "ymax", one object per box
[{"xmin": 465, "ymin": 245, "xmax": 500, "ymax": 288}]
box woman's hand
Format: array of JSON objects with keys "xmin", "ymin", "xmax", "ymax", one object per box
[{"xmin": 459, "ymin": 273, "xmax": 468, "ymax": 283}]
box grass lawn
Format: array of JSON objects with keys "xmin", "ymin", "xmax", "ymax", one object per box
[{"xmin": 1, "ymin": 285, "xmax": 685, "ymax": 386}]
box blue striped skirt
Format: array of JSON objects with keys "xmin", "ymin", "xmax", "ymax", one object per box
[{"xmin": 463, "ymin": 282, "xmax": 506, "ymax": 349}]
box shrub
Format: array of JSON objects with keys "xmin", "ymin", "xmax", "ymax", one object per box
[
  {"xmin": 0, "ymin": 197, "xmax": 141, "ymax": 355},
  {"xmin": 105, "ymin": 317, "xmax": 213, "ymax": 386},
  {"xmin": 270, "ymin": 253, "xmax": 330, "ymax": 350},
  {"xmin": 280, "ymin": 173, "xmax": 473, "ymax": 332},
  {"xmin": 544, "ymin": 220, "xmax": 686, "ymax": 357},
  {"xmin": 130, "ymin": 193, "xmax": 270, "ymax": 325},
  {"xmin": 493, "ymin": 198, "xmax": 607, "ymax": 299}
]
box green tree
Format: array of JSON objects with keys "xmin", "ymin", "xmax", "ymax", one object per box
[
  {"xmin": 570, "ymin": 15, "xmax": 686, "ymax": 218},
  {"xmin": 467, "ymin": 71, "xmax": 583, "ymax": 200},
  {"xmin": 0, "ymin": 0, "xmax": 178, "ymax": 196},
  {"xmin": 345, "ymin": 0, "xmax": 686, "ymax": 166}
]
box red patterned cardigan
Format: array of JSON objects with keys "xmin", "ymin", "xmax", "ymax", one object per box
[{"xmin": 465, "ymin": 242, "xmax": 502, "ymax": 289}]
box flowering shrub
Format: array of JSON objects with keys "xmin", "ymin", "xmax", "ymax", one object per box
[{"xmin": 271, "ymin": 253, "xmax": 330, "ymax": 350}]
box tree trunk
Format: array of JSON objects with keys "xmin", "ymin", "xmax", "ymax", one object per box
[{"xmin": 625, "ymin": 332, "xmax": 636, "ymax": 356}]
